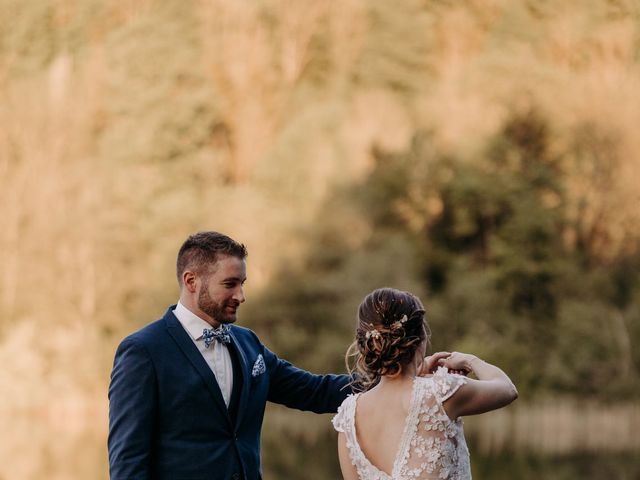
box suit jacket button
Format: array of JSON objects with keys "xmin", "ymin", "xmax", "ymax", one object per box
[{"xmin": 231, "ymin": 474, "xmax": 241, "ymax": 480}]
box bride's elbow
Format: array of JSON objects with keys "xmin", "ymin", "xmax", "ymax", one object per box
[
  {"xmin": 496, "ymin": 380, "xmax": 518, "ymax": 408},
  {"xmin": 506, "ymin": 381, "xmax": 518, "ymax": 404}
]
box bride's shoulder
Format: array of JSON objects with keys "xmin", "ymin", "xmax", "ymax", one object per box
[
  {"xmin": 332, "ymin": 393, "xmax": 358, "ymax": 433},
  {"xmin": 339, "ymin": 392, "xmax": 359, "ymax": 409},
  {"xmin": 426, "ymin": 367, "xmax": 467, "ymax": 402},
  {"xmin": 414, "ymin": 373, "xmax": 438, "ymax": 394}
]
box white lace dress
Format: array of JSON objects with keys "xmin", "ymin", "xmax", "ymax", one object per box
[{"xmin": 332, "ymin": 367, "xmax": 471, "ymax": 480}]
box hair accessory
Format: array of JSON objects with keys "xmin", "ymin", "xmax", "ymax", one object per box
[
  {"xmin": 390, "ymin": 314, "xmax": 408, "ymax": 330},
  {"xmin": 365, "ymin": 329, "xmax": 381, "ymax": 340}
]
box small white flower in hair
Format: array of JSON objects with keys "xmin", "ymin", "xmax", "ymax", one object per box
[
  {"xmin": 391, "ymin": 314, "xmax": 408, "ymax": 330},
  {"xmin": 366, "ymin": 329, "xmax": 381, "ymax": 339}
]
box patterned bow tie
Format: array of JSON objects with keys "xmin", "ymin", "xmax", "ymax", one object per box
[{"xmin": 202, "ymin": 325, "xmax": 231, "ymax": 347}]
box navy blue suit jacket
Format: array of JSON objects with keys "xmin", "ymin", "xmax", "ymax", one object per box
[{"xmin": 108, "ymin": 306, "xmax": 351, "ymax": 480}]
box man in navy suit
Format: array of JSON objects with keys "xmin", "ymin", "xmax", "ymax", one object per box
[{"xmin": 108, "ymin": 231, "xmax": 351, "ymax": 480}]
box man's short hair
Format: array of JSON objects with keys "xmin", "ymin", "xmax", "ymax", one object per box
[{"xmin": 176, "ymin": 231, "xmax": 248, "ymax": 285}]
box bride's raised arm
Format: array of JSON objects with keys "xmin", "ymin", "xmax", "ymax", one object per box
[{"xmin": 440, "ymin": 352, "xmax": 518, "ymax": 419}]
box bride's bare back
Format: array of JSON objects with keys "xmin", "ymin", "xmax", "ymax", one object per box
[{"xmin": 354, "ymin": 379, "xmax": 414, "ymax": 474}]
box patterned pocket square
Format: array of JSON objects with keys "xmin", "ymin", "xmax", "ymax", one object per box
[{"xmin": 252, "ymin": 354, "xmax": 266, "ymax": 377}]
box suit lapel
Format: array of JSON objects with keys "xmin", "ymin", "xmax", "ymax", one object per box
[
  {"xmin": 163, "ymin": 309, "xmax": 232, "ymax": 427},
  {"xmin": 229, "ymin": 328, "xmax": 251, "ymax": 430}
]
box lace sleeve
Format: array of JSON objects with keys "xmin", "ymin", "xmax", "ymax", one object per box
[
  {"xmin": 331, "ymin": 394, "xmax": 356, "ymax": 433},
  {"xmin": 432, "ymin": 366, "xmax": 467, "ymax": 403}
]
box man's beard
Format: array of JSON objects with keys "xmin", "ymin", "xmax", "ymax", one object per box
[{"xmin": 198, "ymin": 285, "xmax": 238, "ymax": 325}]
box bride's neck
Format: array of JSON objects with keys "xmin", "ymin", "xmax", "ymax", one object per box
[{"xmin": 378, "ymin": 363, "xmax": 418, "ymax": 386}]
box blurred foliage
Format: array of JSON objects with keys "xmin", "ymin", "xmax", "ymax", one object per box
[
  {"xmin": 248, "ymin": 109, "xmax": 640, "ymax": 398},
  {"xmin": 1, "ymin": 0, "xmax": 640, "ymax": 478},
  {"xmin": 246, "ymin": 111, "xmax": 640, "ymax": 476}
]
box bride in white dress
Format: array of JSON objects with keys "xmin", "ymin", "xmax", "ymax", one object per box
[{"xmin": 333, "ymin": 288, "xmax": 518, "ymax": 480}]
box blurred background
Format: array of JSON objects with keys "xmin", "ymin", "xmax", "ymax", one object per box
[{"xmin": 1, "ymin": 0, "xmax": 640, "ymax": 478}]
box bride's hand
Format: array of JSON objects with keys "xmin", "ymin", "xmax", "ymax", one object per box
[
  {"xmin": 441, "ymin": 352, "xmax": 476, "ymax": 375},
  {"xmin": 419, "ymin": 351, "xmax": 451, "ymax": 375}
]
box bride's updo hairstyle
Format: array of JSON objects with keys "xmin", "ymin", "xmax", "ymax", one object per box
[{"xmin": 347, "ymin": 288, "xmax": 429, "ymax": 391}]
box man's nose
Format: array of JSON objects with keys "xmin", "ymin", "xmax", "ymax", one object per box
[{"xmin": 234, "ymin": 287, "xmax": 245, "ymax": 303}]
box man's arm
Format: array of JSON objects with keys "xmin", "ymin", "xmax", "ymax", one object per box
[
  {"xmin": 264, "ymin": 347, "xmax": 352, "ymax": 413},
  {"xmin": 108, "ymin": 337, "xmax": 157, "ymax": 480}
]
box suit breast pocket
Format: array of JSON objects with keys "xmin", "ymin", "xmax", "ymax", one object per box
[
  {"xmin": 249, "ymin": 371, "xmax": 269, "ymax": 401},
  {"xmin": 250, "ymin": 370, "xmax": 267, "ymax": 387}
]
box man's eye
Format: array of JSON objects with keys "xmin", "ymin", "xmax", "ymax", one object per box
[{"xmin": 224, "ymin": 283, "xmax": 236, "ymax": 288}]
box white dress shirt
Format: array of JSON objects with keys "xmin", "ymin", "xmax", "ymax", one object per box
[{"xmin": 173, "ymin": 301, "xmax": 234, "ymax": 407}]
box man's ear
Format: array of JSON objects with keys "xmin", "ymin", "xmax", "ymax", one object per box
[{"xmin": 182, "ymin": 270, "xmax": 198, "ymax": 293}]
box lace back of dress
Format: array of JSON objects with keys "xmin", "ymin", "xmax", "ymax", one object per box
[
  {"xmin": 397, "ymin": 372, "xmax": 470, "ymax": 480},
  {"xmin": 332, "ymin": 368, "xmax": 471, "ymax": 480}
]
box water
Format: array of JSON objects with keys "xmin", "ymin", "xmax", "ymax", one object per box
[
  {"xmin": 472, "ymin": 452, "xmax": 640, "ymax": 480},
  {"xmin": 1, "ymin": 403, "xmax": 638, "ymax": 480}
]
